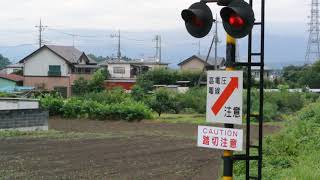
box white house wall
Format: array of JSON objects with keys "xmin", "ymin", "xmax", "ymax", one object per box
[
  {"xmin": 108, "ymin": 64, "xmax": 131, "ymax": 78},
  {"xmin": 24, "ymin": 48, "xmax": 69, "ymax": 76}
]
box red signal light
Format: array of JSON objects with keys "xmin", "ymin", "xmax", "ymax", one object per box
[
  {"xmin": 229, "ymin": 14, "xmax": 244, "ymax": 28},
  {"xmin": 192, "ymin": 16, "xmax": 204, "ymax": 28}
]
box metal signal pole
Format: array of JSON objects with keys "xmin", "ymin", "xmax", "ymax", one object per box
[{"xmin": 223, "ymin": 34, "xmax": 236, "ymax": 180}]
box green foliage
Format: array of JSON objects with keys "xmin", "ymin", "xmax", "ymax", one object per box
[
  {"xmin": 243, "ymin": 89, "xmax": 318, "ymax": 121},
  {"xmin": 149, "ymin": 88, "xmax": 172, "ymax": 117},
  {"xmin": 131, "ymin": 85, "xmax": 147, "ymax": 102},
  {"xmin": 72, "ymin": 77, "xmax": 90, "ymax": 96},
  {"xmin": 88, "ymin": 68, "xmax": 106, "ymax": 92},
  {"xmin": 0, "ymin": 54, "xmax": 11, "ymax": 69},
  {"xmin": 136, "ymin": 68, "xmax": 204, "ymax": 92},
  {"xmin": 81, "ymin": 88, "xmax": 130, "ymax": 104},
  {"xmin": 40, "ymin": 94, "xmax": 64, "ymax": 116},
  {"xmin": 282, "ymin": 60, "xmax": 320, "ymax": 88},
  {"xmin": 40, "ymin": 90, "xmax": 152, "ymax": 121},
  {"xmin": 72, "ymin": 68, "xmax": 108, "ymax": 95},
  {"xmin": 181, "ymin": 87, "xmax": 207, "ymax": 114},
  {"xmin": 235, "ymin": 100, "xmax": 320, "ymax": 179},
  {"xmin": 87, "ymin": 54, "xmax": 107, "ymax": 62}
]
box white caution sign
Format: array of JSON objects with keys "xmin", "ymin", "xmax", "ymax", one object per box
[
  {"xmin": 197, "ymin": 126, "xmax": 243, "ymax": 151},
  {"xmin": 206, "ymin": 71, "xmax": 243, "ymax": 125}
]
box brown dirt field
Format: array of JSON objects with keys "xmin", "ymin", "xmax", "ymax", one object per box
[{"xmin": 0, "ymin": 118, "xmax": 281, "ymax": 180}]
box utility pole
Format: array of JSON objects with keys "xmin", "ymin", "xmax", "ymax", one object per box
[
  {"xmin": 111, "ymin": 30, "xmax": 121, "ymax": 60},
  {"xmin": 154, "ymin": 35, "xmax": 162, "ymax": 62},
  {"xmin": 35, "ymin": 19, "xmax": 47, "ymax": 48}
]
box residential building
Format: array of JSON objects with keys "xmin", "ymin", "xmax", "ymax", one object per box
[
  {"xmin": 101, "ymin": 59, "xmax": 169, "ymax": 90},
  {"xmin": 101, "ymin": 60, "xmax": 169, "ymax": 79},
  {"xmin": 251, "ymin": 66, "xmax": 276, "ymax": 81},
  {"xmin": 20, "ymin": 45, "xmax": 99, "ymax": 97},
  {"xmin": 0, "ymin": 63, "xmax": 24, "ymax": 74},
  {"xmin": 0, "ymin": 74, "xmax": 24, "ymax": 91},
  {"xmin": 178, "ymin": 55, "xmax": 226, "ymax": 71}
]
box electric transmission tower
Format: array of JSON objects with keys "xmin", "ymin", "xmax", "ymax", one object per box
[
  {"xmin": 35, "ymin": 19, "xmax": 48, "ymax": 48},
  {"xmin": 111, "ymin": 30, "xmax": 121, "ymax": 60},
  {"xmin": 154, "ymin": 35, "xmax": 162, "ymax": 62},
  {"xmin": 306, "ymin": 0, "xmax": 320, "ymax": 64}
]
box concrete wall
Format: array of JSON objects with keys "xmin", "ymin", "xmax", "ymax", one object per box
[
  {"xmin": 24, "ymin": 48, "xmax": 69, "ymax": 76},
  {"xmin": 0, "ymin": 109, "xmax": 48, "ymax": 131},
  {"xmin": 0, "ymin": 98, "xmax": 39, "ymax": 110}
]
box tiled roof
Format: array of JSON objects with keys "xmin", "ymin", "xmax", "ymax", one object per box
[
  {"xmin": 20, "ymin": 45, "xmax": 97, "ymax": 65},
  {"xmin": 0, "ymin": 74, "xmax": 24, "ymax": 82}
]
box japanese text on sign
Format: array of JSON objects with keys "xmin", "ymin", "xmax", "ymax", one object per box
[
  {"xmin": 206, "ymin": 71, "xmax": 243, "ymax": 125},
  {"xmin": 197, "ymin": 126, "xmax": 243, "ymax": 151}
]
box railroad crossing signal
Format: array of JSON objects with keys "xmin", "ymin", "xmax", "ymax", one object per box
[
  {"xmin": 181, "ymin": 2, "xmax": 214, "ymax": 38},
  {"xmin": 220, "ymin": 0, "xmax": 255, "ymax": 38},
  {"xmin": 181, "ymin": 0, "xmax": 255, "ymax": 39}
]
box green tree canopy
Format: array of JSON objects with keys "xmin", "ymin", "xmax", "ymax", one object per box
[{"xmin": 0, "ymin": 54, "xmax": 11, "ymax": 69}]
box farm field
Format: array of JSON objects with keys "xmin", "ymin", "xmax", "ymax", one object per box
[{"xmin": 0, "ymin": 117, "xmax": 280, "ymax": 180}]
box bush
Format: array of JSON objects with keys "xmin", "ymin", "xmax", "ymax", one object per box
[
  {"xmin": 149, "ymin": 88, "xmax": 172, "ymax": 117},
  {"xmin": 40, "ymin": 94, "xmax": 152, "ymax": 121},
  {"xmin": 235, "ymin": 100, "xmax": 320, "ymax": 179},
  {"xmin": 181, "ymin": 87, "xmax": 207, "ymax": 114},
  {"xmin": 81, "ymin": 88, "xmax": 130, "ymax": 104},
  {"xmin": 40, "ymin": 94, "xmax": 64, "ymax": 116}
]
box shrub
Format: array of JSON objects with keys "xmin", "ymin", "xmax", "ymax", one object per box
[
  {"xmin": 149, "ymin": 88, "xmax": 172, "ymax": 117},
  {"xmin": 40, "ymin": 94, "xmax": 152, "ymax": 121},
  {"xmin": 235, "ymin": 100, "xmax": 320, "ymax": 179},
  {"xmin": 40, "ymin": 94, "xmax": 64, "ymax": 116},
  {"xmin": 181, "ymin": 87, "xmax": 207, "ymax": 114}
]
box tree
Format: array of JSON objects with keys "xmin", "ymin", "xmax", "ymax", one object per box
[
  {"xmin": 149, "ymin": 88, "xmax": 172, "ymax": 117},
  {"xmin": 72, "ymin": 69, "xmax": 107, "ymax": 96},
  {"xmin": 88, "ymin": 54, "xmax": 108, "ymax": 62},
  {"xmin": 0, "ymin": 54, "xmax": 11, "ymax": 69},
  {"xmin": 89, "ymin": 69, "xmax": 106, "ymax": 93},
  {"xmin": 72, "ymin": 77, "xmax": 90, "ymax": 96}
]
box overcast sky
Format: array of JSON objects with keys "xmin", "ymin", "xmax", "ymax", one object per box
[
  {"xmin": 0, "ymin": 0, "xmax": 309, "ymax": 34},
  {"xmin": 0, "ymin": 0, "xmax": 312, "ymax": 67}
]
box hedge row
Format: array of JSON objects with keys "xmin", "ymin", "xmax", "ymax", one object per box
[{"xmin": 40, "ymin": 95, "xmax": 152, "ymax": 121}]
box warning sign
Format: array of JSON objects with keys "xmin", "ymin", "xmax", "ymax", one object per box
[
  {"xmin": 206, "ymin": 71, "xmax": 243, "ymax": 125},
  {"xmin": 197, "ymin": 126, "xmax": 243, "ymax": 151}
]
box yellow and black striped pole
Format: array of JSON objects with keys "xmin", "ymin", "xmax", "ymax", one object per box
[{"xmin": 222, "ymin": 34, "xmax": 236, "ymax": 180}]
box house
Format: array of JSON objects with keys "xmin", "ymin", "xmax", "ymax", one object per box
[
  {"xmin": 0, "ymin": 63, "xmax": 24, "ymax": 74},
  {"xmin": 101, "ymin": 60, "xmax": 169, "ymax": 90},
  {"xmin": 101, "ymin": 59, "xmax": 169, "ymax": 79},
  {"xmin": 178, "ymin": 55, "xmax": 226, "ymax": 71},
  {"xmin": 251, "ymin": 66, "xmax": 276, "ymax": 81},
  {"xmin": 0, "ymin": 74, "xmax": 24, "ymax": 91},
  {"xmin": 20, "ymin": 45, "xmax": 99, "ymax": 97}
]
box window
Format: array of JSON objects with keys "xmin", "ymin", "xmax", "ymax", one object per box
[
  {"xmin": 85, "ymin": 68, "xmax": 91, "ymax": 74},
  {"xmin": 48, "ymin": 65, "xmax": 61, "ymax": 76},
  {"xmin": 113, "ymin": 67, "xmax": 125, "ymax": 74}
]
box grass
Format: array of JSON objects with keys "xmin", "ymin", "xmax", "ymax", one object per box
[
  {"xmin": 153, "ymin": 114, "xmax": 208, "ymax": 124},
  {"xmin": 0, "ymin": 130, "xmax": 125, "ymax": 140},
  {"xmin": 153, "ymin": 114, "xmax": 285, "ymax": 126}
]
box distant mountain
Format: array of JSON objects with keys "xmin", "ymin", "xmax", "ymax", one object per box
[
  {"xmin": 0, "ymin": 44, "xmax": 36, "ymax": 63},
  {"xmin": 0, "ymin": 29, "xmax": 308, "ymax": 69}
]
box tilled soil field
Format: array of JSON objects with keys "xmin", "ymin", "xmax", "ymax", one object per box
[{"xmin": 0, "ymin": 118, "xmax": 280, "ymax": 180}]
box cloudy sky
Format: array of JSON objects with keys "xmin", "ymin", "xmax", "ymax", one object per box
[{"xmin": 0, "ymin": 0, "xmax": 312, "ymax": 67}]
